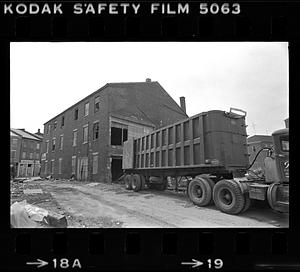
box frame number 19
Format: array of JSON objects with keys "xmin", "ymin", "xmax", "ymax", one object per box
[{"xmin": 208, "ymin": 259, "xmax": 223, "ymax": 269}]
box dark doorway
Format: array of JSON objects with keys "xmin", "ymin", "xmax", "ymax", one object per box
[{"xmin": 111, "ymin": 157, "xmax": 123, "ymax": 182}]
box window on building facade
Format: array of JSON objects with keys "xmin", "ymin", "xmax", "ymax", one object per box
[
  {"xmin": 51, "ymin": 160, "xmax": 55, "ymax": 174},
  {"xmin": 94, "ymin": 96, "xmax": 100, "ymax": 113},
  {"xmin": 59, "ymin": 135, "xmax": 64, "ymax": 150},
  {"xmin": 74, "ymin": 108, "xmax": 78, "ymax": 120},
  {"xmin": 29, "ymin": 153, "xmax": 33, "ymax": 159},
  {"xmin": 61, "ymin": 116, "xmax": 65, "ymax": 128},
  {"xmin": 92, "ymin": 154, "xmax": 98, "ymax": 174},
  {"xmin": 111, "ymin": 126, "xmax": 128, "ymax": 146},
  {"xmin": 44, "ymin": 161, "xmax": 48, "ymax": 174},
  {"xmin": 36, "ymin": 143, "xmax": 40, "ymax": 150},
  {"xmin": 22, "ymin": 152, "xmax": 26, "ymax": 159},
  {"xmin": 252, "ymin": 146, "xmax": 256, "ymax": 152},
  {"xmin": 83, "ymin": 125, "xmax": 88, "ymax": 143},
  {"xmin": 84, "ymin": 102, "xmax": 89, "ymax": 116},
  {"xmin": 52, "ymin": 138, "xmax": 56, "ymax": 151},
  {"xmin": 71, "ymin": 156, "xmax": 76, "ymax": 174},
  {"xmin": 23, "ymin": 141, "xmax": 27, "ymax": 148},
  {"xmin": 46, "ymin": 141, "xmax": 49, "ymax": 153},
  {"xmin": 58, "ymin": 158, "xmax": 62, "ymax": 174},
  {"xmin": 35, "ymin": 153, "xmax": 39, "ymax": 160},
  {"xmin": 72, "ymin": 130, "xmax": 78, "ymax": 146},
  {"xmin": 11, "ymin": 150, "xmax": 16, "ymax": 160},
  {"xmin": 11, "ymin": 139, "xmax": 18, "ymax": 147},
  {"xmin": 48, "ymin": 124, "xmax": 50, "ymax": 134},
  {"xmin": 93, "ymin": 122, "xmax": 99, "ymax": 140},
  {"xmin": 54, "ymin": 120, "xmax": 57, "ymax": 130}
]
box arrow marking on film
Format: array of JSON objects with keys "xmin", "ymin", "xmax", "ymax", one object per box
[
  {"xmin": 26, "ymin": 259, "xmax": 48, "ymax": 268},
  {"xmin": 181, "ymin": 259, "xmax": 203, "ymax": 268}
]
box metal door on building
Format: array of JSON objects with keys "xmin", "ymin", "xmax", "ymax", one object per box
[{"xmin": 77, "ymin": 157, "xmax": 88, "ymax": 181}]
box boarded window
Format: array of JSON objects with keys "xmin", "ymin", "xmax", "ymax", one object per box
[
  {"xmin": 71, "ymin": 156, "xmax": 76, "ymax": 174},
  {"xmin": 92, "ymin": 155, "xmax": 98, "ymax": 174},
  {"xmin": 176, "ymin": 148, "xmax": 181, "ymax": 166},
  {"xmin": 58, "ymin": 158, "xmax": 62, "ymax": 174},
  {"xmin": 59, "ymin": 135, "xmax": 63, "ymax": 150},
  {"xmin": 84, "ymin": 102, "xmax": 89, "ymax": 116},
  {"xmin": 162, "ymin": 130, "xmax": 166, "ymax": 146},
  {"xmin": 44, "ymin": 161, "xmax": 48, "ymax": 174},
  {"xmin": 94, "ymin": 96, "xmax": 100, "ymax": 112},
  {"xmin": 11, "ymin": 150, "xmax": 16, "ymax": 160},
  {"xmin": 51, "ymin": 160, "xmax": 55, "ymax": 174},
  {"xmin": 83, "ymin": 125, "xmax": 88, "ymax": 143},
  {"xmin": 176, "ymin": 125, "xmax": 181, "ymax": 143},
  {"xmin": 168, "ymin": 127, "xmax": 174, "ymax": 144},
  {"xmin": 93, "ymin": 122, "xmax": 99, "ymax": 140},
  {"xmin": 73, "ymin": 131, "xmax": 78, "ymax": 146},
  {"xmin": 184, "ymin": 122, "xmax": 189, "ymax": 141}
]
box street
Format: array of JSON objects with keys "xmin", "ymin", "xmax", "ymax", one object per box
[{"xmin": 11, "ymin": 179, "xmax": 288, "ymax": 228}]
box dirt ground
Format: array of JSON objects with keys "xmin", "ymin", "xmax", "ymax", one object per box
[{"xmin": 11, "ymin": 179, "xmax": 289, "ymax": 228}]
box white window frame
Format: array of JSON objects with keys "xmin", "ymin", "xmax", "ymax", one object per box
[
  {"xmin": 72, "ymin": 129, "xmax": 78, "ymax": 146},
  {"xmin": 71, "ymin": 156, "xmax": 76, "ymax": 175},
  {"xmin": 92, "ymin": 153, "xmax": 98, "ymax": 174},
  {"xmin": 58, "ymin": 158, "xmax": 62, "ymax": 174},
  {"xmin": 84, "ymin": 102, "xmax": 89, "ymax": 117},
  {"xmin": 51, "ymin": 159, "xmax": 55, "ymax": 174},
  {"xmin": 83, "ymin": 124, "xmax": 88, "ymax": 144},
  {"xmin": 46, "ymin": 140, "xmax": 49, "ymax": 153},
  {"xmin": 59, "ymin": 134, "xmax": 64, "ymax": 150}
]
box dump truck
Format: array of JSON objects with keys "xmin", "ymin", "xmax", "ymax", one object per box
[{"xmin": 122, "ymin": 108, "xmax": 289, "ymax": 215}]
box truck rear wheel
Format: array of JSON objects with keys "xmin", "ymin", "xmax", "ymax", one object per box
[
  {"xmin": 213, "ymin": 179, "xmax": 245, "ymax": 214},
  {"xmin": 132, "ymin": 174, "xmax": 142, "ymax": 192},
  {"xmin": 199, "ymin": 175, "xmax": 215, "ymax": 204},
  {"xmin": 241, "ymin": 193, "xmax": 251, "ymax": 213},
  {"xmin": 125, "ymin": 175, "xmax": 133, "ymax": 190},
  {"xmin": 140, "ymin": 175, "xmax": 146, "ymax": 190},
  {"xmin": 188, "ymin": 177, "xmax": 212, "ymax": 206}
]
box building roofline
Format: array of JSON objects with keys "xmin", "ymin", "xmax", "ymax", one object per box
[
  {"xmin": 43, "ymin": 81, "xmax": 188, "ymax": 125},
  {"xmin": 10, "ymin": 129, "xmax": 41, "ymax": 141},
  {"xmin": 43, "ymin": 83, "xmax": 110, "ymax": 125}
]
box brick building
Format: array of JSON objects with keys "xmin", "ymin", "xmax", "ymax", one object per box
[
  {"xmin": 247, "ymin": 135, "xmax": 273, "ymax": 171},
  {"xmin": 40, "ymin": 80, "xmax": 188, "ymax": 182},
  {"xmin": 10, "ymin": 128, "xmax": 42, "ymax": 177}
]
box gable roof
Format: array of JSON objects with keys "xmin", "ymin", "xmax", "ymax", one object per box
[
  {"xmin": 107, "ymin": 81, "xmax": 188, "ymax": 128},
  {"xmin": 11, "ymin": 129, "xmax": 41, "ymax": 141}
]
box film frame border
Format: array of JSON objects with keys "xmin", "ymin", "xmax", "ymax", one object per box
[{"xmin": 1, "ymin": 0, "xmax": 298, "ymax": 270}]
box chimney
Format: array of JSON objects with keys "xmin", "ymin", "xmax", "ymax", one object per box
[
  {"xmin": 180, "ymin": 96, "xmax": 186, "ymax": 113},
  {"xmin": 146, "ymin": 78, "xmax": 151, "ymax": 82},
  {"xmin": 37, "ymin": 129, "xmax": 40, "ymax": 133}
]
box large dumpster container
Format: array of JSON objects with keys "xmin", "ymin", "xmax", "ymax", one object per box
[{"xmin": 123, "ymin": 108, "xmax": 248, "ymax": 177}]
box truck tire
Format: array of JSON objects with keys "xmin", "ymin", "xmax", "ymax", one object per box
[
  {"xmin": 140, "ymin": 175, "xmax": 146, "ymax": 190},
  {"xmin": 188, "ymin": 177, "xmax": 212, "ymax": 206},
  {"xmin": 213, "ymin": 179, "xmax": 245, "ymax": 215},
  {"xmin": 241, "ymin": 193, "xmax": 251, "ymax": 213},
  {"xmin": 132, "ymin": 174, "xmax": 142, "ymax": 192},
  {"xmin": 125, "ymin": 175, "xmax": 132, "ymax": 190},
  {"xmin": 199, "ymin": 175, "xmax": 215, "ymax": 205}
]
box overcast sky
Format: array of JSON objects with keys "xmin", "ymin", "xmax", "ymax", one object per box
[{"xmin": 10, "ymin": 42, "xmax": 288, "ymax": 136}]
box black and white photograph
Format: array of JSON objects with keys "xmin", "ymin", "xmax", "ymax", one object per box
[{"xmin": 10, "ymin": 42, "xmax": 289, "ymax": 228}]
